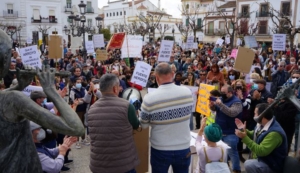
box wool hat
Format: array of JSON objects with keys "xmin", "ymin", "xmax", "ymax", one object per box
[
  {"xmin": 30, "ymin": 121, "xmax": 41, "ymax": 131},
  {"xmin": 204, "ymin": 123, "xmax": 223, "ymax": 142},
  {"xmin": 30, "ymin": 91, "xmax": 47, "ymax": 100}
]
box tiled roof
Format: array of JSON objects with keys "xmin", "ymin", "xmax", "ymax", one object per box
[
  {"xmin": 128, "ymin": 0, "xmax": 145, "ymax": 7},
  {"xmin": 137, "ymin": 3, "xmax": 147, "ymax": 10},
  {"xmin": 218, "ymin": 1, "xmax": 236, "ymax": 9}
]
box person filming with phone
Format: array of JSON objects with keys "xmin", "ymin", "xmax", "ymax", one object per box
[{"xmin": 209, "ymin": 85, "xmax": 243, "ymax": 173}]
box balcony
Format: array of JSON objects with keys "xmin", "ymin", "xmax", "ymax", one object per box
[
  {"xmin": 86, "ymin": 7, "xmax": 94, "ymax": 13},
  {"xmin": 65, "ymin": 5, "xmax": 72, "ymax": 12},
  {"xmin": 3, "ymin": 11, "xmax": 18, "ymax": 18},
  {"xmin": 256, "ymin": 30, "xmax": 271, "ymax": 36},
  {"xmin": 280, "ymin": 9, "xmax": 292, "ymax": 17},
  {"xmin": 256, "ymin": 12, "xmax": 270, "ymax": 17},
  {"xmin": 238, "ymin": 12, "xmax": 250, "ymax": 18},
  {"xmin": 31, "ymin": 17, "xmax": 58, "ymax": 23},
  {"xmin": 205, "ymin": 28, "xmax": 227, "ymax": 36}
]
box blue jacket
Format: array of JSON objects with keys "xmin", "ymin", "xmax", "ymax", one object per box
[
  {"xmin": 72, "ymin": 87, "xmax": 88, "ymax": 112},
  {"xmin": 215, "ymin": 96, "xmax": 242, "ymax": 135},
  {"xmin": 256, "ymin": 119, "xmax": 288, "ymax": 173}
]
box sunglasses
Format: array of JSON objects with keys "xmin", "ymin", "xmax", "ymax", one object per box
[{"xmin": 292, "ymin": 77, "xmax": 299, "ymax": 79}]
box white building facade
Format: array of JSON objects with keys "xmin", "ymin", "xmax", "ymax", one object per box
[{"xmin": 101, "ymin": 0, "xmax": 182, "ymax": 43}]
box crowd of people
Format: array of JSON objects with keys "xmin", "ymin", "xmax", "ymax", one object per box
[{"xmin": 2, "ymin": 39, "xmax": 300, "ymax": 173}]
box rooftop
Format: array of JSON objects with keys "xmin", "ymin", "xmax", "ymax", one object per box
[{"xmin": 218, "ymin": 1, "xmax": 236, "ymax": 9}]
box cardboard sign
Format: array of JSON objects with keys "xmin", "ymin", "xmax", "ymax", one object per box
[
  {"xmin": 184, "ymin": 86, "xmax": 199, "ymax": 111},
  {"xmin": 85, "ymin": 41, "xmax": 95, "ymax": 54},
  {"xmin": 158, "ymin": 40, "xmax": 173, "ymax": 62},
  {"xmin": 121, "ymin": 35, "xmax": 143, "ymax": 59},
  {"xmin": 93, "ymin": 34, "xmax": 105, "ymax": 48},
  {"xmin": 22, "ymin": 85, "xmax": 43, "ymax": 97},
  {"xmin": 96, "ymin": 49, "xmax": 107, "ymax": 61},
  {"xmin": 106, "ymin": 32, "xmax": 126, "ymax": 50},
  {"xmin": 130, "ymin": 61, "xmax": 152, "ymax": 87},
  {"xmin": 234, "ymin": 47, "xmax": 255, "ymax": 73},
  {"xmin": 20, "ymin": 45, "xmax": 42, "ymax": 69},
  {"xmin": 196, "ymin": 84, "xmax": 215, "ymax": 116},
  {"xmin": 48, "ymin": 35, "xmax": 63, "ymax": 59},
  {"xmin": 244, "ymin": 36, "xmax": 258, "ymax": 48},
  {"xmin": 215, "ymin": 38, "xmax": 224, "ymax": 46},
  {"xmin": 230, "ymin": 49, "xmax": 238, "ymax": 58},
  {"xmin": 272, "ymin": 34, "xmax": 286, "ymax": 51}
]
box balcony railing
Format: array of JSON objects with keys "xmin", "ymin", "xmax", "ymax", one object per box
[
  {"xmin": 3, "ymin": 11, "xmax": 18, "ymax": 18},
  {"xmin": 31, "ymin": 17, "xmax": 58, "ymax": 23},
  {"xmin": 257, "ymin": 29, "xmax": 271, "ymax": 35},
  {"xmin": 65, "ymin": 5, "xmax": 72, "ymax": 12},
  {"xmin": 205, "ymin": 28, "xmax": 227, "ymax": 36},
  {"xmin": 86, "ymin": 7, "xmax": 94, "ymax": 13},
  {"xmin": 280, "ymin": 9, "xmax": 292, "ymax": 17},
  {"xmin": 238, "ymin": 12, "xmax": 250, "ymax": 18},
  {"xmin": 256, "ymin": 12, "xmax": 270, "ymax": 17}
]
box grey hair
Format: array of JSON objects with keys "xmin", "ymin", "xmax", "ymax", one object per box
[
  {"xmin": 222, "ymin": 85, "xmax": 234, "ymax": 93},
  {"xmin": 99, "ymin": 74, "xmax": 120, "ymax": 93},
  {"xmin": 155, "ymin": 62, "xmax": 172, "ymax": 76}
]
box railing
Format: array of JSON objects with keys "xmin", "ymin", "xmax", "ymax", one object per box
[
  {"xmin": 3, "ymin": 11, "xmax": 18, "ymax": 18},
  {"xmin": 280, "ymin": 9, "xmax": 292, "ymax": 17},
  {"xmin": 31, "ymin": 17, "xmax": 58, "ymax": 23},
  {"xmin": 205, "ymin": 28, "xmax": 227, "ymax": 36},
  {"xmin": 238, "ymin": 12, "xmax": 250, "ymax": 18},
  {"xmin": 257, "ymin": 29, "xmax": 271, "ymax": 35},
  {"xmin": 256, "ymin": 12, "xmax": 270, "ymax": 17},
  {"xmin": 86, "ymin": 7, "xmax": 94, "ymax": 13},
  {"xmin": 65, "ymin": 5, "xmax": 72, "ymax": 12}
]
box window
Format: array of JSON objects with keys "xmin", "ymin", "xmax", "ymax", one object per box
[
  {"xmin": 32, "ymin": 31, "xmax": 39, "ymax": 45},
  {"xmin": 258, "ymin": 20, "xmax": 268, "ymax": 34},
  {"xmin": 33, "ymin": 9, "xmax": 40, "ymax": 21},
  {"xmin": 120, "ymin": 11, "xmax": 122, "ymax": 15},
  {"xmin": 186, "ymin": 4, "xmax": 189, "ymax": 9},
  {"xmin": 87, "ymin": 19, "xmax": 92, "ymax": 27},
  {"xmin": 7, "ymin": 4, "xmax": 13, "ymax": 14},
  {"xmin": 279, "ymin": 20, "xmax": 289, "ymax": 33},
  {"xmin": 110, "ymin": 13, "xmax": 111, "ymax": 16},
  {"xmin": 227, "ymin": 21, "xmax": 234, "ymax": 29},
  {"xmin": 186, "ymin": 18, "xmax": 189, "ymax": 26},
  {"xmin": 241, "ymin": 5, "xmax": 249, "ymax": 17},
  {"xmin": 281, "ymin": 2, "xmax": 290, "ymax": 16},
  {"xmin": 124, "ymin": 11, "xmax": 126, "ymax": 15},
  {"xmin": 240, "ymin": 20, "xmax": 248, "ymax": 35},
  {"xmin": 66, "ymin": 0, "xmax": 71, "ymax": 8},
  {"xmin": 207, "ymin": 21, "xmax": 214, "ymax": 34},
  {"xmin": 86, "ymin": 1, "xmax": 92, "ymax": 13},
  {"xmin": 197, "ymin": 18, "xmax": 202, "ymax": 27},
  {"xmin": 113, "ymin": 12, "xmax": 115, "ymax": 16},
  {"xmin": 49, "ymin": 10, "xmax": 55, "ymax": 23},
  {"xmin": 260, "ymin": 3, "xmax": 269, "ymax": 17},
  {"xmin": 106, "ymin": 13, "xmax": 108, "ymax": 17},
  {"xmin": 219, "ymin": 21, "xmax": 225, "ymax": 30},
  {"xmin": 117, "ymin": 12, "xmax": 118, "ymax": 16}
]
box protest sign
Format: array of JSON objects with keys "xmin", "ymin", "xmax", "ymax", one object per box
[
  {"xmin": 196, "ymin": 84, "xmax": 215, "ymax": 116},
  {"xmin": 215, "ymin": 38, "xmax": 224, "ymax": 45},
  {"xmin": 198, "ymin": 35, "xmax": 203, "ymax": 41},
  {"xmin": 193, "ymin": 42, "xmax": 198, "ymax": 49},
  {"xmin": 15, "ymin": 47, "xmax": 20, "ymax": 56},
  {"xmin": 186, "ymin": 36, "xmax": 194, "ymax": 49},
  {"xmin": 96, "ymin": 49, "xmax": 107, "ymax": 61},
  {"xmin": 234, "ymin": 47, "xmax": 255, "ymax": 73},
  {"xmin": 106, "ymin": 32, "xmax": 126, "ymax": 50},
  {"xmin": 157, "ymin": 40, "xmax": 173, "ymax": 62},
  {"xmin": 184, "ymin": 86, "xmax": 199, "ymax": 111},
  {"xmin": 244, "ymin": 36, "xmax": 258, "ymax": 48},
  {"xmin": 85, "ymin": 41, "xmax": 95, "ymax": 54},
  {"xmin": 22, "ymin": 85, "xmax": 43, "ymax": 97},
  {"xmin": 48, "ymin": 35, "xmax": 63, "ymax": 59},
  {"xmin": 26, "ymin": 38, "xmax": 32, "ymax": 44},
  {"xmin": 230, "ymin": 49, "xmax": 238, "ymax": 58},
  {"xmin": 20, "ymin": 45, "xmax": 42, "ymax": 69},
  {"xmin": 131, "ymin": 61, "xmax": 152, "ymax": 87},
  {"xmin": 237, "ymin": 38, "xmax": 242, "ymax": 46},
  {"xmin": 225, "ymin": 37, "xmax": 230, "ymax": 44},
  {"xmin": 272, "ymin": 34, "xmax": 286, "ymax": 51},
  {"xmin": 93, "ymin": 34, "xmax": 105, "ymax": 48},
  {"xmin": 121, "ymin": 35, "xmax": 143, "ymax": 59}
]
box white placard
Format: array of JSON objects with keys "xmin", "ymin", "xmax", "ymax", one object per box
[
  {"xmin": 225, "ymin": 37, "xmax": 231, "ymax": 44},
  {"xmin": 121, "ymin": 35, "xmax": 143, "ymax": 59},
  {"xmin": 93, "ymin": 34, "xmax": 105, "ymax": 48},
  {"xmin": 85, "ymin": 41, "xmax": 95, "ymax": 54},
  {"xmin": 193, "ymin": 43, "xmax": 198, "ymax": 49},
  {"xmin": 237, "ymin": 38, "xmax": 242, "ymax": 46},
  {"xmin": 198, "ymin": 35, "xmax": 203, "ymax": 41},
  {"xmin": 15, "ymin": 47, "xmax": 20, "ymax": 56},
  {"xmin": 20, "ymin": 45, "xmax": 42, "ymax": 69},
  {"xmin": 184, "ymin": 85, "xmax": 198, "ymax": 111},
  {"xmin": 26, "ymin": 38, "xmax": 32, "ymax": 44},
  {"xmin": 22, "ymin": 85, "xmax": 43, "ymax": 97},
  {"xmin": 186, "ymin": 36, "xmax": 194, "ymax": 49},
  {"xmin": 215, "ymin": 38, "xmax": 224, "ymax": 45},
  {"xmin": 244, "ymin": 36, "xmax": 258, "ymax": 48},
  {"xmin": 272, "ymin": 34, "xmax": 286, "ymax": 51},
  {"xmin": 158, "ymin": 40, "xmax": 173, "ymax": 62},
  {"xmin": 130, "ymin": 61, "xmax": 152, "ymax": 87}
]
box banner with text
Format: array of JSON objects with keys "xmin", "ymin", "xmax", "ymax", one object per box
[
  {"xmin": 22, "ymin": 85, "xmax": 43, "ymax": 97},
  {"xmin": 131, "ymin": 61, "xmax": 152, "ymax": 87},
  {"xmin": 93, "ymin": 34, "xmax": 105, "ymax": 48},
  {"xmin": 158, "ymin": 40, "xmax": 173, "ymax": 62},
  {"xmin": 272, "ymin": 34, "xmax": 286, "ymax": 51},
  {"xmin": 121, "ymin": 35, "xmax": 143, "ymax": 59},
  {"xmin": 20, "ymin": 45, "xmax": 42, "ymax": 69},
  {"xmin": 196, "ymin": 84, "xmax": 215, "ymax": 116}
]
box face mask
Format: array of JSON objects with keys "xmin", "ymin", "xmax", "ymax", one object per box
[
  {"xmin": 250, "ymin": 79, "xmax": 254, "ymax": 83},
  {"xmin": 253, "ymin": 116, "xmax": 262, "ymax": 124},
  {"xmin": 205, "ymin": 53, "xmax": 208, "ymax": 55},
  {"xmin": 194, "ymin": 62, "xmax": 198, "ymax": 66},
  {"xmin": 291, "ymin": 62, "xmax": 295, "ymax": 65},
  {"xmin": 94, "ymin": 84, "xmax": 100, "ymax": 89},
  {"xmin": 114, "ymin": 63, "xmax": 119, "ymax": 66},
  {"xmin": 75, "ymin": 83, "xmax": 82, "ymax": 89},
  {"xmin": 37, "ymin": 129, "xmax": 46, "ymax": 142},
  {"xmin": 282, "ymin": 58, "xmax": 286, "ymax": 61},
  {"xmin": 43, "ymin": 98, "xmax": 47, "ymax": 105},
  {"xmin": 230, "ymin": 60, "xmax": 235, "ymax": 63},
  {"xmin": 269, "ymin": 62, "xmax": 272, "ymax": 65},
  {"xmin": 75, "ymin": 58, "xmax": 79, "ymax": 61},
  {"xmin": 292, "ymin": 78, "xmax": 298, "ymax": 83},
  {"xmin": 207, "ymin": 58, "xmax": 210, "ymax": 61},
  {"xmin": 126, "ymin": 75, "xmax": 131, "ymax": 79},
  {"xmin": 252, "ymin": 83, "xmax": 259, "ymax": 90},
  {"xmin": 229, "ymin": 75, "xmax": 235, "ymax": 80},
  {"xmin": 174, "ymin": 59, "xmax": 178, "ymax": 63},
  {"xmin": 221, "ymin": 93, "xmax": 227, "ymax": 100}
]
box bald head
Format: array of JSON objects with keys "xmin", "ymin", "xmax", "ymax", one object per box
[{"xmin": 154, "ymin": 62, "xmax": 174, "ymax": 86}]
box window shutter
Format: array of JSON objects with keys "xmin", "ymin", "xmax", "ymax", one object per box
[
  {"xmin": 186, "ymin": 18, "xmax": 189, "ymax": 26},
  {"xmin": 197, "ymin": 18, "xmax": 202, "ymax": 27}
]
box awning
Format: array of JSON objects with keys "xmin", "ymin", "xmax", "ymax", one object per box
[
  {"xmin": 49, "ymin": 10, "xmax": 55, "ymax": 16},
  {"xmin": 33, "ymin": 9, "xmax": 40, "ymax": 20}
]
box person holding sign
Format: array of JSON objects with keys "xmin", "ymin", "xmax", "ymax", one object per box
[{"xmin": 209, "ymin": 85, "xmax": 243, "ymax": 173}]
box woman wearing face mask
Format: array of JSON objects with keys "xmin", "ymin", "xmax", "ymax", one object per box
[
  {"xmin": 146, "ymin": 72, "xmax": 158, "ymax": 88},
  {"xmin": 227, "ymin": 70, "xmax": 239, "ymax": 85},
  {"xmin": 183, "ymin": 72, "xmax": 195, "ymax": 86},
  {"xmin": 93, "ymin": 61, "xmax": 106, "ymax": 77}
]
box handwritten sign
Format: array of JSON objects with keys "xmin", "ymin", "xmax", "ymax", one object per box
[
  {"xmin": 230, "ymin": 49, "xmax": 238, "ymax": 58},
  {"xmin": 121, "ymin": 35, "xmax": 143, "ymax": 59},
  {"xmin": 272, "ymin": 34, "xmax": 286, "ymax": 51},
  {"xmin": 48, "ymin": 35, "xmax": 63, "ymax": 59},
  {"xmin": 20, "ymin": 45, "xmax": 42, "ymax": 69},
  {"xmin": 22, "ymin": 85, "xmax": 43, "ymax": 97},
  {"xmin": 184, "ymin": 86, "xmax": 199, "ymax": 111},
  {"xmin": 96, "ymin": 49, "xmax": 107, "ymax": 61},
  {"xmin": 215, "ymin": 38, "xmax": 224, "ymax": 46},
  {"xmin": 130, "ymin": 61, "xmax": 152, "ymax": 87},
  {"xmin": 85, "ymin": 41, "xmax": 95, "ymax": 54},
  {"xmin": 93, "ymin": 34, "xmax": 105, "ymax": 48},
  {"xmin": 193, "ymin": 43, "xmax": 198, "ymax": 49},
  {"xmin": 186, "ymin": 36, "xmax": 194, "ymax": 49},
  {"xmin": 196, "ymin": 84, "xmax": 215, "ymax": 116},
  {"xmin": 244, "ymin": 36, "xmax": 258, "ymax": 48},
  {"xmin": 225, "ymin": 37, "xmax": 230, "ymax": 44},
  {"xmin": 158, "ymin": 40, "xmax": 173, "ymax": 62}
]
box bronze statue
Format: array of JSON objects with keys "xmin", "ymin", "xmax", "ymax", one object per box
[{"xmin": 0, "ymin": 29, "xmax": 84, "ymax": 172}]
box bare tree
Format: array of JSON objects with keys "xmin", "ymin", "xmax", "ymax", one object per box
[
  {"xmin": 175, "ymin": 22, "xmax": 191, "ymax": 43},
  {"xmin": 156, "ymin": 24, "xmax": 171, "ymax": 40},
  {"xmin": 137, "ymin": 12, "xmax": 163, "ymax": 43},
  {"xmin": 37, "ymin": 25, "xmax": 51, "ymax": 45}
]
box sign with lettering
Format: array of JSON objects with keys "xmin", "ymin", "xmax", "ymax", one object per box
[
  {"xmin": 272, "ymin": 34, "xmax": 286, "ymax": 51},
  {"xmin": 96, "ymin": 49, "xmax": 107, "ymax": 61},
  {"xmin": 158, "ymin": 40, "xmax": 173, "ymax": 62},
  {"xmin": 106, "ymin": 32, "xmax": 126, "ymax": 50},
  {"xmin": 121, "ymin": 35, "xmax": 143, "ymax": 59},
  {"xmin": 186, "ymin": 36, "xmax": 194, "ymax": 49},
  {"xmin": 22, "ymin": 85, "xmax": 43, "ymax": 97},
  {"xmin": 184, "ymin": 86, "xmax": 199, "ymax": 111},
  {"xmin": 244, "ymin": 36, "xmax": 258, "ymax": 48},
  {"xmin": 225, "ymin": 37, "xmax": 231, "ymax": 44},
  {"xmin": 196, "ymin": 84, "xmax": 215, "ymax": 116},
  {"xmin": 48, "ymin": 35, "xmax": 63, "ymax": 59},
  {"xmin": 20, "ymin": 45, "xmax": 42, "ymax": 69},
  {"xmin": 215, "ymin": 38, "xmax": 224, "ymax": 46},
  {"xmin": 93, "ymin": 34, "xmax": 105, "ymax": 48},
  {"xmin": 130, "ymin": 61, "xmax": 152, "ymax": 87},
  {"xmin": 85, "ymin": 41, "xmax": 95, "ymax": 54}
]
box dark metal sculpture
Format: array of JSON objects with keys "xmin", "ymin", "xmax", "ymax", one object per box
[{"xmin": 0, "ymin": 29, "xmax": 84, "ymax": 173}]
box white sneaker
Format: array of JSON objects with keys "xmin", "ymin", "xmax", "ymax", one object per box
[
  {"xmin": 75, "ymin": 142, "xmax": 81, "ymax": 149},
  {"xmin": 81, "ymin": 139, "xmax": 90, "ymax": 146}
]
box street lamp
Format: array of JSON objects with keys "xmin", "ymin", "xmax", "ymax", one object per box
[
  {"xmin": 78, "ymin": 1, "xmax": 86, "ymax": 15},
  {"xmin": 95, "ymin": 16, "xmax": 103, "ymax": 33}
]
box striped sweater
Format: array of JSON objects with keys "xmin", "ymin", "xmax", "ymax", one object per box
[{"xmin": 140, "ymin": 83, "xmax": 194, "ymax": 150}]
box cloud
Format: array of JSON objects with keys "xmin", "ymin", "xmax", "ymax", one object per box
[{"xmin": 98, "ymin": 0, "xmax": 182, "ymax": 18}]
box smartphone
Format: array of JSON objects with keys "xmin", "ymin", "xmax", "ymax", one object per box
[{"xmin": 209, "ymin": 96, "xmax": 217, "ymax": 101}]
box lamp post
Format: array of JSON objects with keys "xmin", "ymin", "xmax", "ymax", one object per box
[
  {"xmin": 63, "ymin": 1, "xmax": 95, "ymax": 60},
  {"xmin": 95, "ymin": 16, "xmax": 103, "ymax": 34},
  {"xmin": 172, "ymin": 26, "xmax": 175, "ymax": 43}
]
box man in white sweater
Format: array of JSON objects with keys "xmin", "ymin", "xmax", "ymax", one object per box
[{"xmin": 140, "ymin": 62, "xmax": 194, "ymax": 173}]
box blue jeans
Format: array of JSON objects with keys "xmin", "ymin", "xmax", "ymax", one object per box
[
  {"xmin": 222, "ymin": 134, "xmax": 241, "ymax": 171},
  {"xmin": 125, "ymin": 169, "xmax": 136, "ymax": 173},
  {"xmin": 151, "ymin": 147, "xmax": 191, "ymax": 173}
]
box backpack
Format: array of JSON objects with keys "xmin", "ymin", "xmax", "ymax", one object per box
[{"xmin": 204, "ymin": 146, "xmax": 231, "ymax": 173}]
